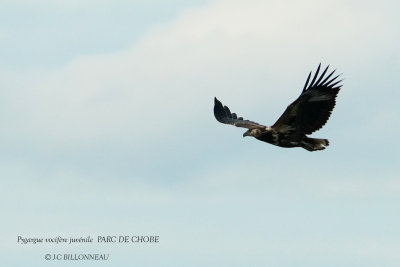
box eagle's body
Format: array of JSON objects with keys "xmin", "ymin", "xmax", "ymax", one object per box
[
  {"xmin": 243, "ymin": 127, "xmax": 329, "ymax": 151},
  {"xmin": 214, "ymin": 64, "xmax": 342, "ymax": 151}
]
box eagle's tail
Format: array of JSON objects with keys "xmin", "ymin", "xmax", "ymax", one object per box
[{"xmin": 301, "ymin": 137, "xmax": 329, "ymax": 151}]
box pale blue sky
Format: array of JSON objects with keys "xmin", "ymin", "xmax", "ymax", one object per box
[
  {"xmin": 0, "ymin": 0, "xmax": 207, "ymax": 69},
  {"xmin": 1, "ymin": 0, "xmax": 400, "ymax": 266}
]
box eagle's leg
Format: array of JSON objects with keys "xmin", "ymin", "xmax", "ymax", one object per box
[{"xmin": 301, "ymin": 137, "xmax": 329, "ymax": 151}]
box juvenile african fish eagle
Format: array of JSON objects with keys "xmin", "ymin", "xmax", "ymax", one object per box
[{"xmin": 214, "ymin": 64, "xmax": 342, "ymax": 151}]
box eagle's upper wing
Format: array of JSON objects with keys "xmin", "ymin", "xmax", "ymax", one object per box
[
  {"xmin": 214, "ymin": 97, "xmax": 265, "ymax": 129},
  {"xmin": 272, "ymin": 64, "xmax": 342, "ymax": 135}
]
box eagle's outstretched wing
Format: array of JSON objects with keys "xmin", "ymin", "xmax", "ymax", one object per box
[
  {"xmin": 272, "ymin": 64, "xmax": 342, "ymax": 135},
  {"xmin": 214, "ymin": 97, "xmax": 265, "ymax": 129}
]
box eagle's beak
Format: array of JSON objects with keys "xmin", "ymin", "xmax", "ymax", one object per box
[{"xmin": 243, "ymin": 131, "xmax": 250, "ymax": 137}]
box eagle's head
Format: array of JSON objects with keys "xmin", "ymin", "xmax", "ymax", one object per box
[{"xmin": 243, "ymin": 128, "xmax": 261, "ymax": 138}]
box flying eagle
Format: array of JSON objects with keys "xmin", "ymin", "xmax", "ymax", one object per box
[{"xmin": 214, "ymin": 64, "xmax": 342, "ymax": 151}]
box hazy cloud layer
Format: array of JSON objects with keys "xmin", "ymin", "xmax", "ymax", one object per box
[{"xmin": 1, "ymin": 0, "xmax": 400, "ymax": 266}]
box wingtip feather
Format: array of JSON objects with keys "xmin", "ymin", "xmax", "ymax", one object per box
[
  {"xmin": 309, "ymin": 64, "xmax": 321, "ymax": 88},
  {"xmin": 303, "ymin": 72, "xmax": 312, "ymax": 92}
]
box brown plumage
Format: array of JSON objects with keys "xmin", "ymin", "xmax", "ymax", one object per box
[{"xmin": 213, "ymin": 64, "xmax": 342, "ymax": 151}]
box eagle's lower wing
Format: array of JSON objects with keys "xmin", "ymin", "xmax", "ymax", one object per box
[
  {"xmin": 272, "ymin": 64, "xmax": 342, "ymax": 135},
  {"xmin": 214, "ymin": 97, "xmax": 265, "ymax": 129}
]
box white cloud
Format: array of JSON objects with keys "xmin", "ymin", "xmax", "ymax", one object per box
[
  {"xmin": 1, "ymin": 0, "xmax": 398, "ymax": 151},
  {"xmin": 1, "ymin": 2, "xmax": 400, "ymax": 264}
]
